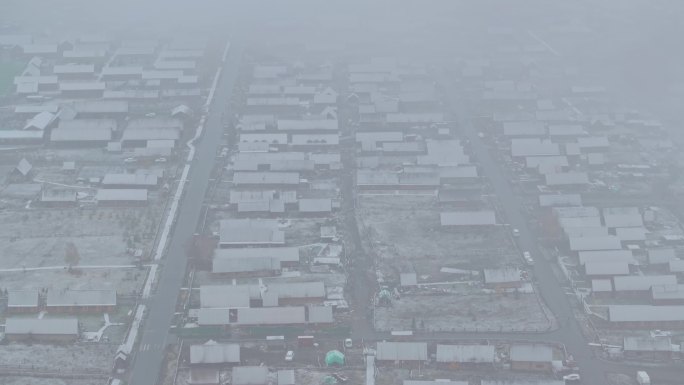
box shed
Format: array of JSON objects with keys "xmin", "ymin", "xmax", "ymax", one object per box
[
  {"xmin": 190, "ymin": 341, "xmax": 240, "ymax": 365},
  {"xmin": 509, "ymin": 344, "xmax": 553, "ymax": 372},
  {"xmin": 376, "ymin": 342, "xmax": 428, "ymax": 362},
  {"xmin": 436, "ymin": 344, "xmax": 496, "ymax": 364}
]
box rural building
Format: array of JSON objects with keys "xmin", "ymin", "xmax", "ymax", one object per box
[
  {"xmin": 213, "ymin": 247, "xmax": 299, "ymax": 266},
  {"xmin": 7, "ymin": 290, "xmax": 40, "ymax": 313},
  {"xmin": 607, "ymin": 305, "xmax": 684, "ymax": 328},
  {"xmin": 190, "ymin": 341, "xmax": 241, "ymax": 365},
  {"xmin": 651, "ymin": 285, "xmax": 684, "ymax": 305},
  {"xmin": 40, "ymin": 189, "xmax": 78, "ymax": 207},
  {"xmin": 613, "ymin": 275, "xmax": 677, "ymax": 295},
  {"xmin": 96, "ymin": 189, "xmax": 148, "ymax": 206},
  {"xmin": 509, "ymin": 344, "xmax": 553, "ymax": 372},
  {"xmin": 483, "ymin": 268, "xmax": 522, "ymax": 289},
  {"xmin": 376, "ymin": 342, "xmax": 428, "ymax": 365},
  {"xmin": 102, "ymin": 173, "xmax": 159, "ymax": 189},
  {"xmin": 4, "ymin": 317, "xmax": 79, "ymax": 342},
  {"xmin": 568, "ymin": 236, "xmax": 622, "ymax": 251},
  {"xmin": 218, "ymin": 219, "xmax": 285, "ymax": 247},
  {"xmin": 623, "ymin": 336, "xmax": 673, "ymax": 361},
  {"xmin": 298, "ymin": 198, "xmax": 333, "ymax": 215},
  {"xmin": 603, "ymin": 207, "xmax": 643, "ymax": 228},
  {"xmin": 436, "ymin": 344, "xmax": 496, "ymax": 366},
  {"xmin": 46, "ymin": 289, "xmax": 116, "ymax": 313}
]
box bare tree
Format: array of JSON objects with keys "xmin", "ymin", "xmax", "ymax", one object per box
[{"xmin": 65, "ymin": 242, "xmax": 80, "ymax": 271}]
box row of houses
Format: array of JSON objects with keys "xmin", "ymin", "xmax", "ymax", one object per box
[{"xmin": 7, "ymin": 289, "xmax": 117, "ymax": 313}]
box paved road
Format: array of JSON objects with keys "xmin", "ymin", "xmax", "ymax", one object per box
[
  {"xmin": 444, "ymin": 90, "xmax": 612, "ymax": 384},
  {"xmin": 128, "ymin": 42, "xmax": 242, "ymax": 385}
]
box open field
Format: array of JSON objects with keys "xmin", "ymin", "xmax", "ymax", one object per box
[
  {"xmin": 357, "ymin": 195, "xmax": 518, "ymax": 280},
  {"xmin": 0, "ymin": 207, "xmax": 163, "ymax": 268},
  {"xmin": 374, "ymin": 286, "xmax": 553, "ymax": 332},
  {"xmin": 0, "ymin": 266, "xmax": 147, "ymax": 295}
]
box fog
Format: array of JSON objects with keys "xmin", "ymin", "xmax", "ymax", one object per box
[{"xmin": 2, "ymin": 1, "xmax": 684, "ymax": 385}]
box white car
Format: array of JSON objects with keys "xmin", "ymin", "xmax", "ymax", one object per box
[
  {"xmin": 512, "ymin": 228, "xmax": 520, "ymax": 237},
  {"xmin": 155, "ymin": 157, "xmax": 167, "ymax": 163},
  {"xmin": 124, "ymin": 157, "xmax": 137, "ymax": 163},
  {"xmin": 562, "ymin": 373, "xmax": 580, "ymax": 382},
  {"xmin": 285, "ymin": 350, "xmax": 294, "ymax": 361},
  {"xmin": 523, "ymin": 251, "xmax": 534, "ymax": 265}
]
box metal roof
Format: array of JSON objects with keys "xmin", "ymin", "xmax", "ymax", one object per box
[
  {"xmin": 96, "ymin": 189, "xmax": 148, "ymax": 202},
  {"xmin": 213, "ymin": 247, "xmax": 299, "ymax": 263},
  {"xmin": 200, "ymin": 285, "xmax": 250, "ymax": 309},
  {"xmin": 623, "ymin": 337, "xmax": 672, "ymax": 352},
  {"xmin": 299, "ymin": 198, "xmax": 332, "ymax": 213},
  {"xmin": 509, "ymin": 344, "xmax": 553, "ymax": 362},
  {"xmin": 233, "ymin": 172, "xmax": 300, "ymax": 186},
  {"xmin": 376, "ymin": 342, "xmax": 428, "ymax": 361},
  {"xmin": 613, "ymin": 275, "xmax": 677, "ymax": 292},
  {"xmin": 5, "ymin": 317, "xmax": 78, "ymax": 335},
  {"xmin": 483, "ymin": 268, "xmax": 521, "ymax": 284},
  {"xmin": 609, "ymin": 305, "xmax": 684, "ymax": 322},
  {"xmin": 7, "ymin": 290, "xmax": 39, "ymax": 308},
  {"xmin": 212, "ymin": 256, "xmax": 280, "ymax": 274},
  {"xmin": 568, "ymin": 236, "xmax": 622, "ymax": 251},
  {"xmin": 102, "ymin": 173, "xmax": 158, "ymax": 187},
  {"xmin": 219, "ymin": 219, "xmax": 285, "ymax": 246},
  {"xmin": 436, "ymin": 344, "xmax": 496, "ymax": 363}
]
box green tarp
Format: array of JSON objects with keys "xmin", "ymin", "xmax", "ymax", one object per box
[{"xmin": 325, "ymin": 350, "xmax": 345, "ymax": 366}]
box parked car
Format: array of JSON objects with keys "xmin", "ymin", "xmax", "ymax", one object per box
[
  {"xmin": 285, "ymin": 350, "xmax": 294, "ymax": 362},
  {"xmin": 124, "ymin": 157, "xmax": 137, "ymax": 163},
  {"xmin": 512, "ymin": 228, "xmax": 520, "ymax": 237},
  {"xmin": 155, "ymin": 157, "xmax": 167, "ymax": 163},
  {"xmin": 563, "ymin": 373, "xmax": 581, "ymax": 383},
  {"xmin": 344, "ymin": 338, "xmax": 353, "ymax": 348}
]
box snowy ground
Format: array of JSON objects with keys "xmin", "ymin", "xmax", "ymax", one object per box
[
  {"xmin": 0, "ymin": 378, "xmax": 99, "ymax": 385},
  {"xmin": 357, "ymin": 195, "xmax": 519, "ymax": 281},
  {"xmin": 374, "ymin": 286, "xmax": 553, "ymax": 332},
  {"xmin": 0, "ymin": 206, "xmax": 163, "ymax": 269},
  {"xmin": 0, "ymin": 343, "xmax": 117, "ymax": 372},
  {"xmin": 0, "ymin": 266, "xmax": 147, "ymax": 295}
]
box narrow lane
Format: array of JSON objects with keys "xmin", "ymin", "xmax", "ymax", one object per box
[{"xmin": 445, "ymin": 90, "xmax": 606, "ymax": 385}]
